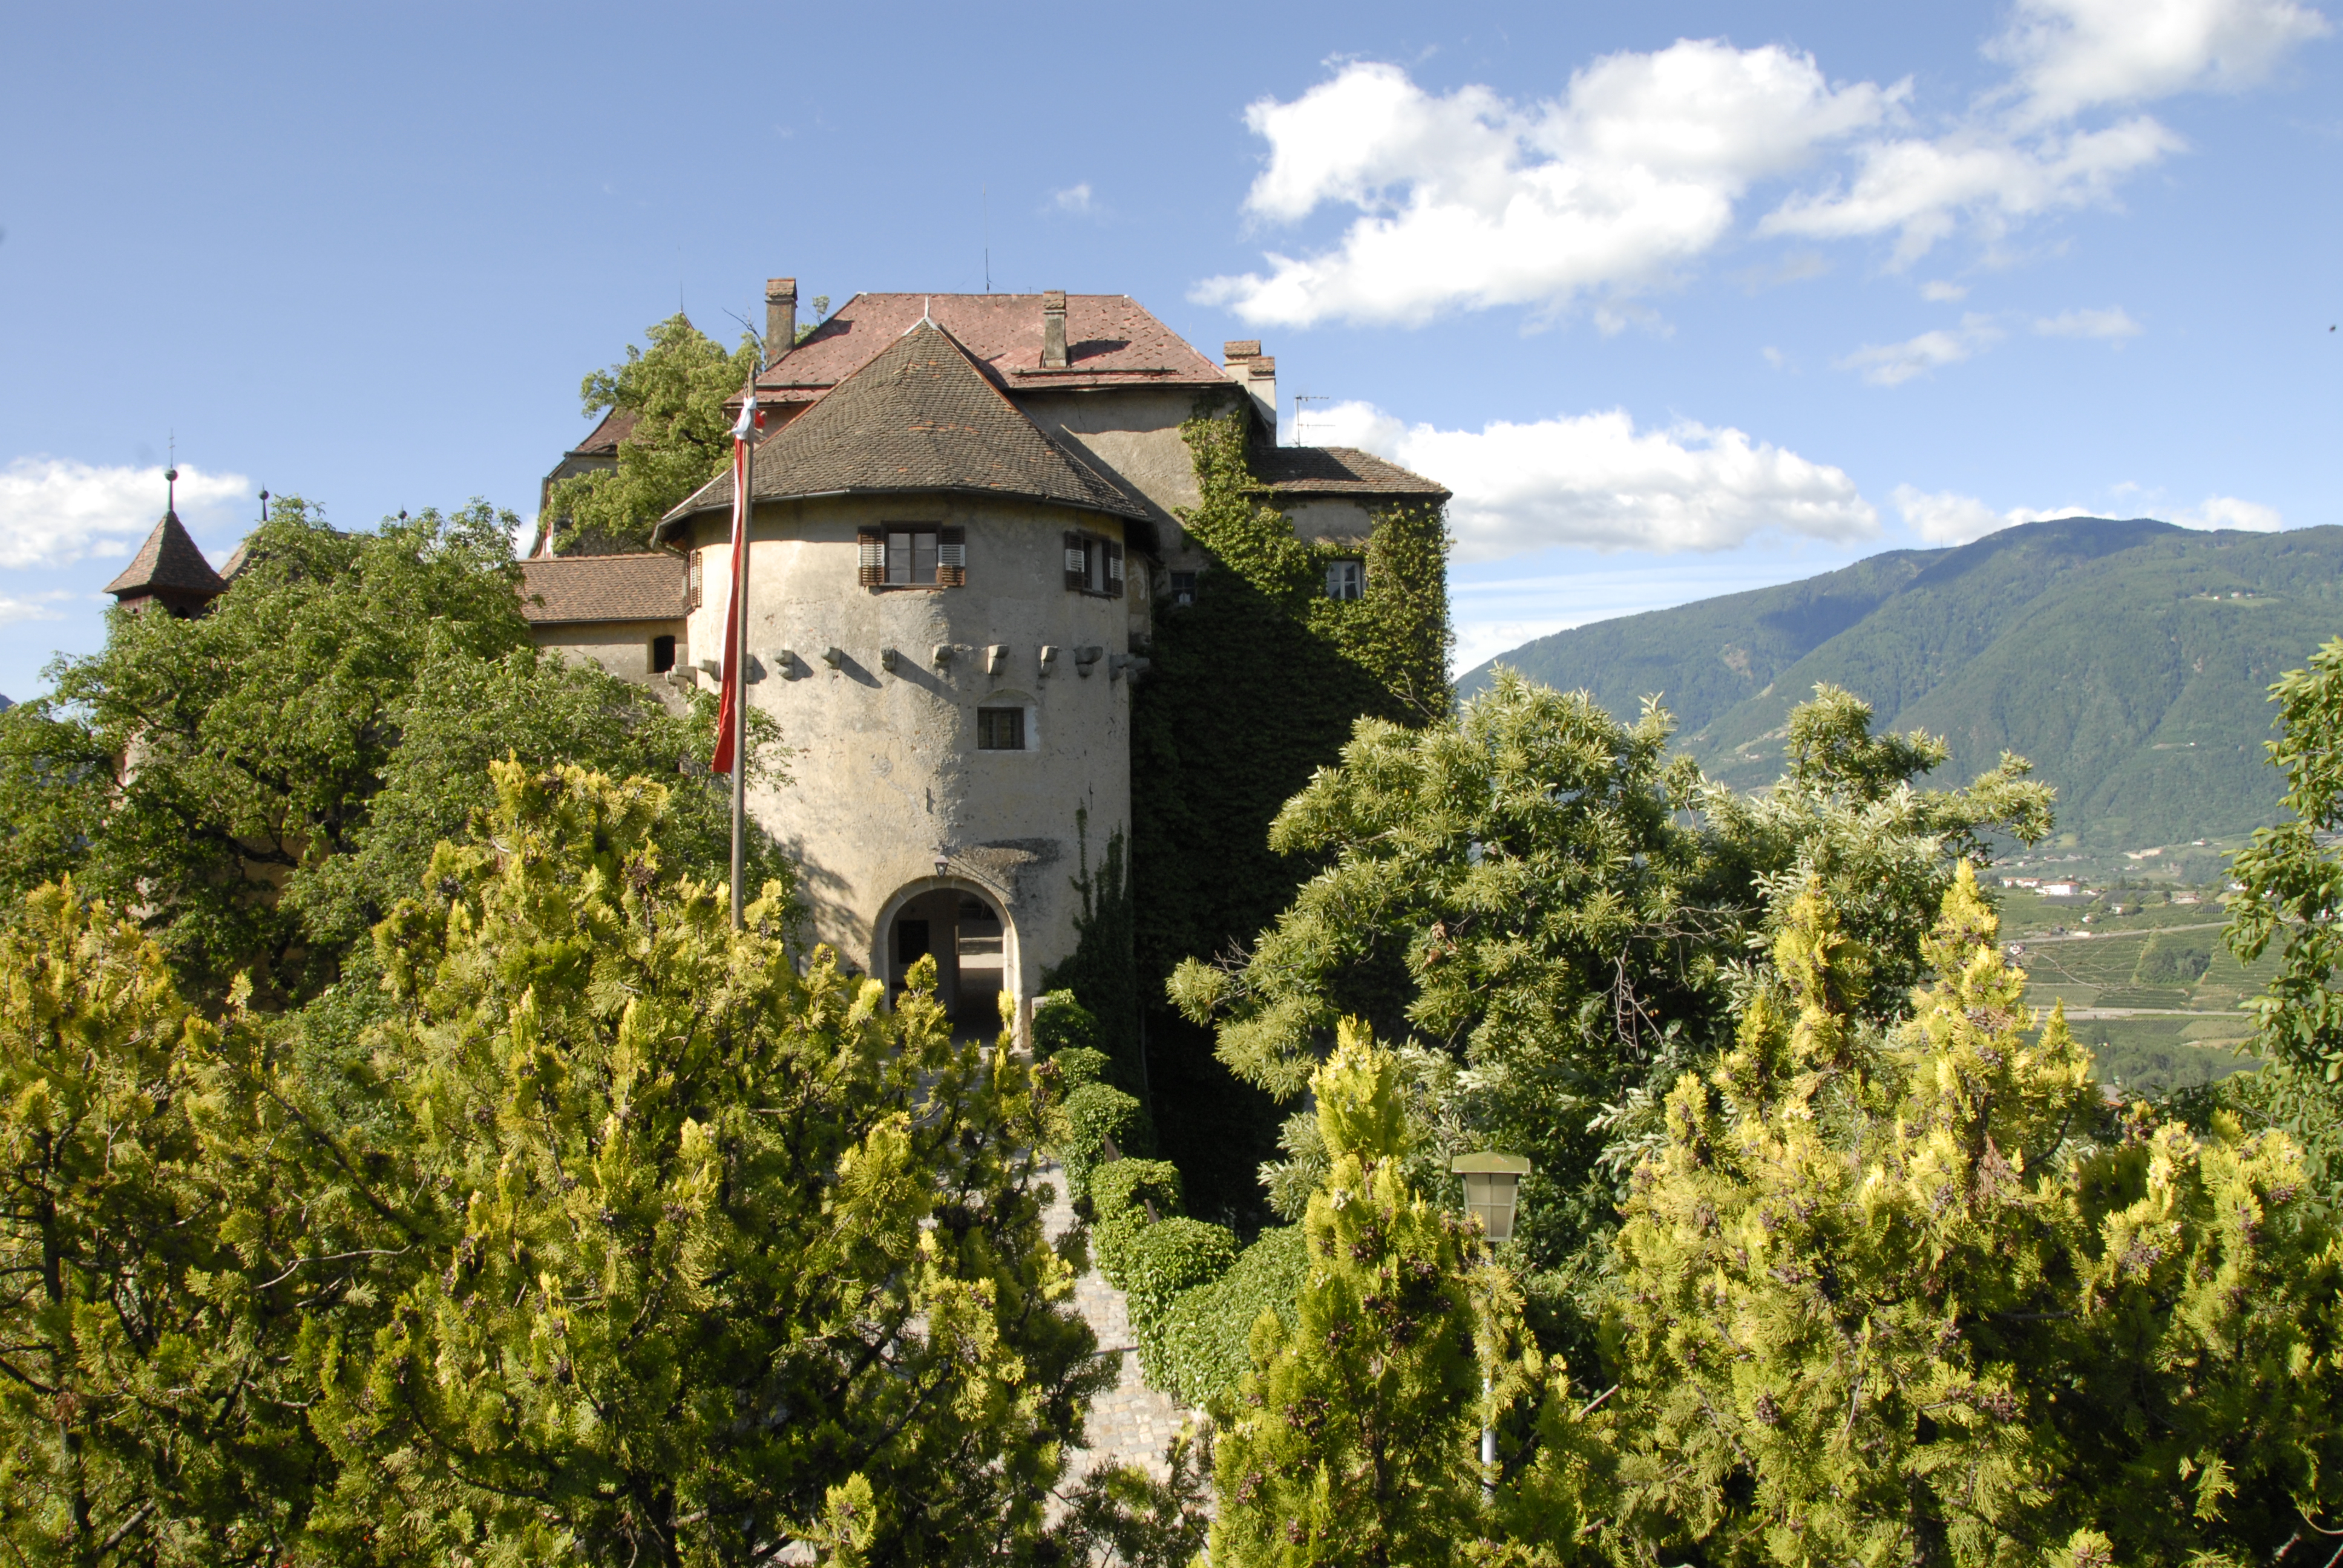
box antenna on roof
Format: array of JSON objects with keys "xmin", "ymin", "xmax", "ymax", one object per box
[
  {"xmin": 165, "ymin": 433, "xmax": 178, "ymax": 515},
  {"xmin": 983, "ymin": 183, "xmax": 991, "ymax": 293}
]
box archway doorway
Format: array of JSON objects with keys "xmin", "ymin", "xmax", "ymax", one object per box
[{"xmin": 882, "ymin": 882, "xmax": 1011, "ymax": 1036}]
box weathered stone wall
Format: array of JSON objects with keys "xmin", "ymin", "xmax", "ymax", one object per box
[{"xmin": 677, "ymin": 494, "xmax": 1137, "ymax": 1024}]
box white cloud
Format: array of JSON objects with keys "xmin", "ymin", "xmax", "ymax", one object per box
[
  {"xmin": 1201, "ymin": 2, "xmax": 2325, "ymax": 318},
  {"xmin": 1837, "ymin": 313, "xmax": 2007, "ymax": 385},
  {"xmin": 1194, "ymin": 46, "xmax": 1890, "ymax": 325},
  {"xmin": 1052, "ymin": 183, "xmax": 1096, "ymax": 214},
  {"xmin": 0, "ymin": 590, "xmax": 73, "ymax": 626},
  {"xmin": 1921, "ymin": 279, "xmax": 1970, "ymax": 301},
  {"xmin": 2173, "ymin": 494, "xmax": 2285, "ymax": 529},
  {"xmin": 2033, "ymin": 304, "xmax": 2143, "ymax": 339},
  {"xmin": 1892, "ymin": 483, "xmax": 2092, "ymax": 543},
  {"xmin": 1760, "ymin": 116, "xmax": 2185, "ymax": 264},
  {"xmin": 1311, "ymin": 399, "xmax": 1878, "ymax": 560},
  {"xmin": 1992, "ymin": 0, "xmax": 2330, "ymax": 126},
  {"xmin": 0, "ymin": 458, "xmax": 250, "ymax": 571}
]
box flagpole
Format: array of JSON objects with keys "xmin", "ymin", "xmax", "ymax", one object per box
[{"xmin": 730, "ymin": 380, "xmax": 755, "ymax": 931}]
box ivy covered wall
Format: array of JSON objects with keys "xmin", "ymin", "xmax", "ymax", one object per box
[{"xmin": 1128, "ymin": 401, "xmax": 1452, "ymax": 1223}]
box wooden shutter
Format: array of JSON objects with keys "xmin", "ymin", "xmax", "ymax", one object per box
[
  {"xmin": 857, "ymin": 527, "xmax": 884, "ymax": 586},
  {"xmin": 1106, "ymin": 540, "xmax": 1125, "ymax": 599},
  {"xmin": 1063, "ymin": 531, "xmax": 1087, "ymax": 592},
  {"xmin": 689, "ymin": 549, "xmax": 703, "ymax": 609},
  {"xmin": 938, "ymin": 525, "xmax": 966, "ymax": 587}
]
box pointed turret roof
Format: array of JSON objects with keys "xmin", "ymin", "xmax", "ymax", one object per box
[
  {"xmin": 104, "ymin": 510, "xmax": 227, "ymax": 601},
  {"xmin": 655, "ymin": 319, "xmax": 1145, "ymax": 544}
]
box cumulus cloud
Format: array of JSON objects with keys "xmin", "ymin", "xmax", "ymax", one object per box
[
  {"xmin": 1194, "ymin": 45, "xmax": 1890, "ymax": 325},
  {"xmin": 0, "ymin": 458, "xmax": 250, "ymax": 571},
  {"xmin": 1052, "ymin": 183, "xmax": 1096, "ymax": 214},
  {"xmin": 1309, "ymin": 399, "xmax": 1878, "ymax": 560},
  {"xmin": 2033, "ymin": 304, "xmax": 2143, "ymax": 338},
  {"xmin": 0, "ymin": 590, "xmax": 74, "ymax": 626},
  {"xmin": 1921, "ymin": 279, "xmax": 1970, "ymax": 301},
  {"xmin": 1200, "ymin": 0, "xmax": 2325, "ymax": 319},
  {"xmin": 1838, "ymin": 314, "xmax": 2007, "ymax": 385},
  {"xmin": 1993, "ymin": 0, "xmax": 2330, "ymax": 125},
  {"xmin": 1892, "ymin": 483, "xmax": 2091, "ymax": 543},
  {"xmin": 2174, "ymin": 494, "xmax": 2285, "ymax": 529}
]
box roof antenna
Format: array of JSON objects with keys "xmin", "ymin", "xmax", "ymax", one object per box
[
  {"xmin": 983, "ymin": 183, "xmax": 991, "ymax": 293},
  {"xmin": 165, "ymin": 433, "xmax": 177, "ymax": 517}
]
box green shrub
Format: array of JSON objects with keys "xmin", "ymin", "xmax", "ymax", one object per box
[
  {"xmin": 1033, "ymin": 989, "xmax": 1099, "ymax": 1057},
  {"xmin": 1054, "ymin": 1080, "xmax": 1147, "ymax": 1207},
  {"xmin": 1092, "ymin": 1158, "xmax": 1183, "ymax": 1224},
  {"xmin": 1093, "ymin": 1210, "xmax": 1148, "ymax": 1291},
  {"xmin": 1051, "ymin": 1046, "xmax": 1113, "ymax": 1093},
  {"xmin": 1122, "ymin": 1217, "xmax": 1239, "ymax": 1370},
  {"xmin": 1145, "ymin": 1225, "xmax": 1308, "ymax": 1411}
]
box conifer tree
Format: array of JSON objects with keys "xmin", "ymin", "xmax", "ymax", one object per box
[
  {"xmin": 1211, "ymin": 1021, "xmax": 1484, "ymax": 1567},
  {"xmin": 1601, "ymin": 864, "xmax": 2343, "ymax": 1567}
]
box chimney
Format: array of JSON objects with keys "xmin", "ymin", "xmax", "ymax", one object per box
[
  {"xmin": 1224, "ymin": 341, "xmax": 1276, "ymax": 434},
  {"xmin": 1041, "ymin": 290, "xmax": 1069, "ymax": 369},
  {"xmin": 765, "ymin": 278, "xmax": 797, "ymax": 367}
]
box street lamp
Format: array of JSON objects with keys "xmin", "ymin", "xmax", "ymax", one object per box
[
  {"xmin": 1454, "ymin": 1150, "xmax": 1532, "ymax": 1498},
  {"xmin": 1452, "ymin": 1151, "xmax": 1532, "ymax": 1242}
]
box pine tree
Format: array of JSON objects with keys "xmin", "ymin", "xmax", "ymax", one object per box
[
  {"xmin": 1210, "ymin": 1021, "xmax": 1484, "ymax": 1567},
  {"xmin": 1600, "ymin": 864, "xmax": 2343, "ymax": 1567}
]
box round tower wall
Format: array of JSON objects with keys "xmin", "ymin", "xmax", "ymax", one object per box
[{"xmin": 679, "ymin": 494, "xmax": 1135, "ymax": 1021}]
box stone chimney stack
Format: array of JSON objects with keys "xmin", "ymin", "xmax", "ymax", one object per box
[
  {"xmin": 1041, "ymin": 290, "xmax": 1069, "ymax": 368},
  {"xmin": 765, "ymin": 278, "xmax": 797, "ymax": 367},
  {"xmin": 1224, "ymin": 340, "xmax": 1277, "ymax": 433}
]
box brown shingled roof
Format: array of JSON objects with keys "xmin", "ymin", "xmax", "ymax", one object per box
[
  {"xmin": 104, "ymin": 511, "xmax": 228, "ymax": 599},
  {"xmin": 1250, "ymin": 446, "xmax": 1450, "ymax": 502},
  {"xmin": 519, "ymin": 553, "xmax": 686, "ymax": 624},
  {"xmin": 755, "ymin": 293, "xmax": 1228, "ymax": 402},
  {"xmin": 659, "ymin": 320, "xmax": 1148, "ymax": 540},
  {"xmin": 571, "ymin": 407, "xmax": 640, "ymax": 457}
]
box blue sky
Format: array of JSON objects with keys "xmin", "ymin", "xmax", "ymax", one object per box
[{"xmin": 2, "ymin": 0, "xmax": 2336, "ymax": 699}]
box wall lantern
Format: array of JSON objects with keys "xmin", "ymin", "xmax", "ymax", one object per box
[{"xmin": 1451, "ymin": 1152, "xmax": 1532, "ymax": 1241}]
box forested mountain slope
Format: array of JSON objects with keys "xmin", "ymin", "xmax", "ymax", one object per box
[{"xmin": 1461, "ymin": 519, "xmax": 2343, "ymax": 847}]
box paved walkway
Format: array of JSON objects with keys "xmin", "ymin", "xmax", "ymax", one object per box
[{"xmin": 1038, "ymin": 1160, "xmax": 1194, "ymax": 1483}]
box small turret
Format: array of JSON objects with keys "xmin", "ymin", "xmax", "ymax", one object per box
[{"xmin": 103, "ymin": 468, "xmax": 226, "ymax": 618}]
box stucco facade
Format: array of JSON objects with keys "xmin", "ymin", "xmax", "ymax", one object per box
[{"xmin": 673, "ymin": 493, "xmax": 1134, "ymax": 1018}]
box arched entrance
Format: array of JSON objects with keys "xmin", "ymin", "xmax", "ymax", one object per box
[{"xmin": 873, "ymin": 877, "xmax": 1018, "ymax": 1036}]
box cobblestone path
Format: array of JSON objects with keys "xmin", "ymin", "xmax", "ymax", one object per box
[{"xmin": 1039, "ymin": 1160, "xmax": 1193, "ymax": 1483}]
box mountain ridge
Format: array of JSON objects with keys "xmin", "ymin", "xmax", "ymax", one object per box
[{"xmin": 1460, "ymin": 519, "xmax": 2343, "ymax": 848}]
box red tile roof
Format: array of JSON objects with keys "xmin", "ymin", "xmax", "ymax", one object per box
[
  {"xmin": 519, "ymin": 553, "xmax": 686, "ymax": 624},
  {"xmin": 104, "ymin": 512, "xmax": 227, "ymax": 599},
  {"xmin": 660, "ymin": 321, "xmax": 1148, "ymax": 540},
  {"xmin": 758, "ymin": 293, "xmax": 1229, "ymax": 400}
]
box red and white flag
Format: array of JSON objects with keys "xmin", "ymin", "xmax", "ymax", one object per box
[{"xmin": 709, "ymin": 393, "xmax": 761, "ymax": 774}]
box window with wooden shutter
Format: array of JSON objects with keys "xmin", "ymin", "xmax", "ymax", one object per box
[
  {"xmin": 1106, "ymin": 540, "xmax": 1125, "ymax": 599},
  {"xmin": 689, "ymin": 549, "xmax": 703, "ymax": 609},
  {"xmin": 937, "ymin": 525, "xmax": 966, "ymax": 586},
  {"xmin": 857, "ymin": 527, "xmax": 885, "ymax": 586},
  {"xmin": 1063, "ymin": 531, "xmax": 1087, "ymax": 592}
]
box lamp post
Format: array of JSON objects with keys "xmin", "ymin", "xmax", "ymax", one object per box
[{"xmin": 1453, "ymin": 1151, "xmax": 1532, "ymax": 1497}]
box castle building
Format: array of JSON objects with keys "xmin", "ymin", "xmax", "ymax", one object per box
[{"xmin": 610, "ymin": 287, "xmax": 1446, "ymax": 1030}]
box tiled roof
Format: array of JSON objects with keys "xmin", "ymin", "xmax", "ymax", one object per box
[
  {"xmin": 519, "ymin": 553, "xmax": 687, "ymax": 624},
  {"xmin": 1250, "ymin": 446, "xmax": 1450, "ymax": 501},
  {"xmin": 658, "ymin": 320, "xmax": 1149, "ymax": 538},
  {"xmin": 569, "ymin": 407, "xmax": 639, "ymax": 457},
  {"xmin": 756, "ymin": 293, "xmax": 1228, "ymax": 400},
  {"xmin": 104, "ymin": 512, "xmax": 228, "ymax": 598}
]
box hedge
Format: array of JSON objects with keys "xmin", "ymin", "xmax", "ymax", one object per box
[
  {"xmin": 1053, "ymin": 1080, "xmax": 1147, "ymax": 1208},
  {"xmin": 1142, "ymin": 1224, "xmax": 1308, "ymax": 1411},
  {"xmin": 1120, "ymin": 1217, "xmax": 1240, "ymax": 1394},
  {"xmin": 1032, "ymin": 988, "xmax": 1099, "ymax": 1057},
  {"xmin": 1052, "ymin": 1047, "xmax": 1113, "ymax": 1094},
  {"xmin": 1092, "ymin": 1158, "xmax": 1183, "ymax": 1224}
]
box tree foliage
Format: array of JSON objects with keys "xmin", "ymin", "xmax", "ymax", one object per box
[
  {"xmin": 0, "ymin": 501, "xmax": 782, "ymax": 1007},
  {"xmin": 1210, "ymin": 1022, "xmax": 1487, "ymax": 1567},
  {"xmin": 542, "ymin": 314, "xmax": 759, "ymax": 555},
  {"xmin": 1595, "ymin": 865, "xmax": 2343, "ymax": 1567},
  {"xmin": 300, "ymin": 762, "xmax": 1103, "ymax": 1565},
  {"xmin": 1170, "ymin": 673, "xmax": 2052, "ymax": 1355}
]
